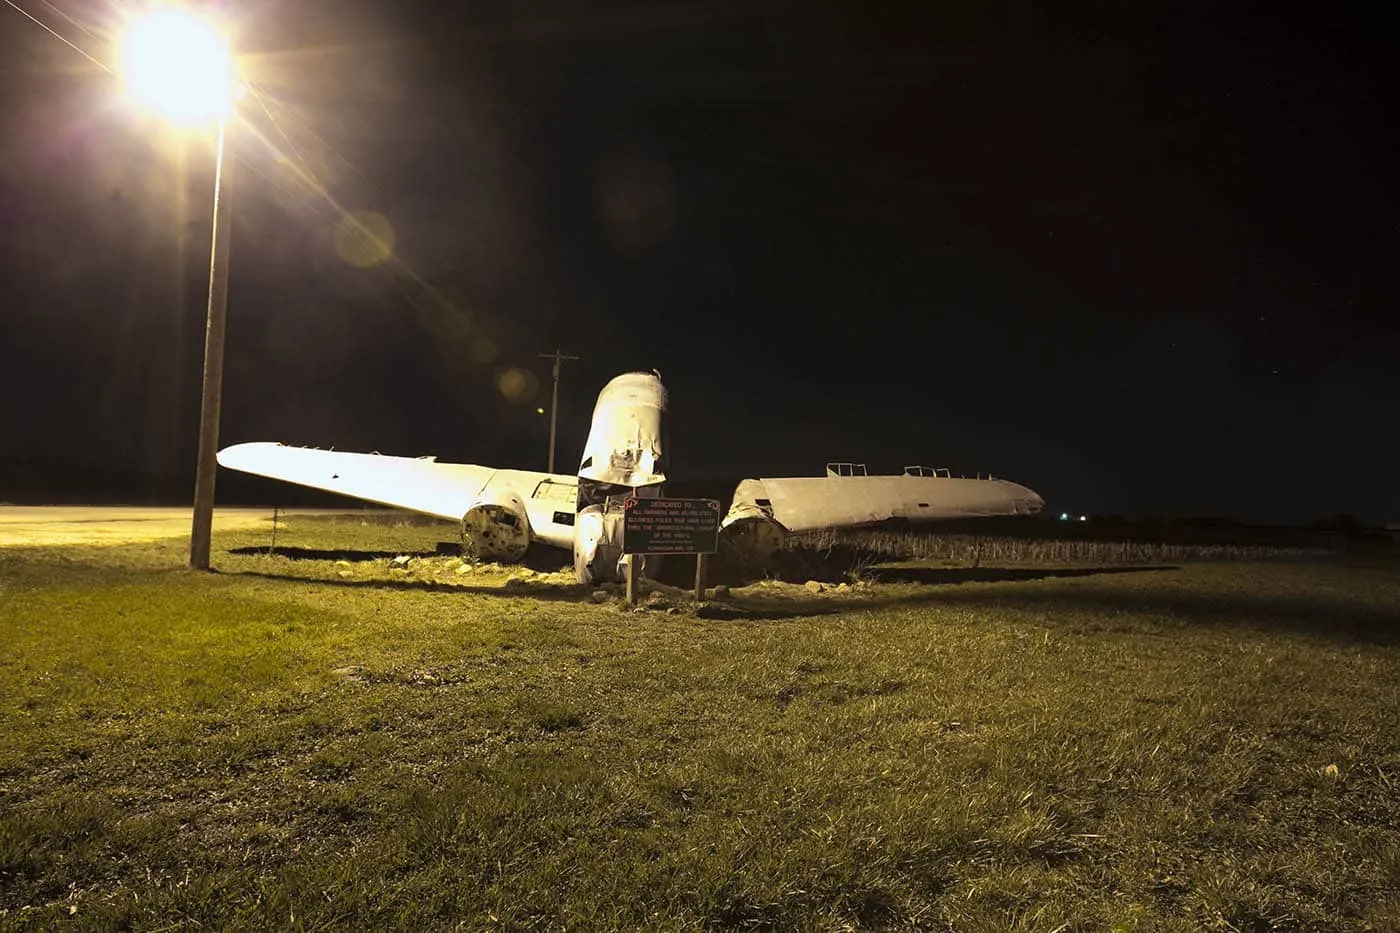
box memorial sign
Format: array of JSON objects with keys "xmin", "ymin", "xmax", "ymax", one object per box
[{"xmin": 622, "ymin": 497, "xmax": 721, "ymax": 554}]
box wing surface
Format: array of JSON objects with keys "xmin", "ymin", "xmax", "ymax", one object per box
[
  {"xmin": 727, "ymin": 475, "xmax": 1044, "ymax": 534},
  {"xmin": 217, "ymin": 442, "xmax": 572, "ymax": 522}
]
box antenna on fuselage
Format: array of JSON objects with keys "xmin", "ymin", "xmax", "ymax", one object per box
[{"xmin": 539, "ymin": 348, "xmax": 580, "ymax": 474}]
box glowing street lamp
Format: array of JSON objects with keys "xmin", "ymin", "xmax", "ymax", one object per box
[
  {"xmin": 118, "ymin": 7, "xmax": 234, "ymax": 125},
  {"xmin": 118, "ymin": 6, "xmax": 237, "ymax": 570}
]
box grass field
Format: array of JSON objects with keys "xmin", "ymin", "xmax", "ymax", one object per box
[{"xmin": 2, "ymin": 514, "xmax": 1399, "ymax": 930}]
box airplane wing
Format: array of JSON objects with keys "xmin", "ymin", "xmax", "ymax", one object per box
[
  {"xmin": 216, "ymin": 443, "xmax": 580, "ymax": 550},
  {"xmin": 723, "ymin": 467, "xmax": 1044, "ymax": 534}
]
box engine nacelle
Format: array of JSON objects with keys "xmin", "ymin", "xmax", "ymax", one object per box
[
  {"xmin": 718, "ymin": 508, "xmax": 787, "ymax": 570},
  {"xmin": 461, "ymin": 490, "xmax": 531, "ymax": 561},
  {"xmin": 573, "ymin": 498, "xmax": 667, "ymax": 586},
  {"xmin": 573, "ymin": 504, "xmax": 619, "ymax": 585},
  {"xmin": 718, "ymin": 479, "xmax": 788, "ymax": 570}
]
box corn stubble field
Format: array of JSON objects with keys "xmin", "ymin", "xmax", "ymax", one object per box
[{"xmin": 1, "ymin": 515, "xmax": 1399, "ymax": 930}]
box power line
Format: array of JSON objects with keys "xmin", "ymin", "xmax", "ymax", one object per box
[
  {"xmin": 35, "ymin": 0, "xmax": 99, "ymax": 42},
  {"xmin": 1, "ymin": 0, "xmax": 109, "ymax": 72}
]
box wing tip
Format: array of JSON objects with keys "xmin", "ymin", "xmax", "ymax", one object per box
[{"xmin": 216, "ymin": 441, "xmax": 286, "ymax": 468}]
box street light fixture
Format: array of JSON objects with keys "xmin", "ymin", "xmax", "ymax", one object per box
[
  {"xmin": 118, "ymin": 7, "xmax": 234, "ymax": 125},
  {"xmin": 118, "ymin": 6, "xmax": 236, "ymax": 570}
]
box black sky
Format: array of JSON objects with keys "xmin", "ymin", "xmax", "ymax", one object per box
[{"xmin": 0, "ymin": 1, "xmax": 1395, "ymax": 524}]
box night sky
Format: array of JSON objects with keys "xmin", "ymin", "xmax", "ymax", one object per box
[{"xmin": 1, "ymin": 1, "xmax": 1394, "ymax": 525}]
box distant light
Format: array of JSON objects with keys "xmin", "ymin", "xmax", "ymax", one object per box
[
  {"xmin": 1060, "ymin": 512, "xmax": 1069, "ymax": 521},
  {"xmin": 536, "ymin": 407, "xmax": 545, "ymax": 415},
  {"xmin": 1080, "ymin": 515, "xmax": 1087, "ymax": 522}
]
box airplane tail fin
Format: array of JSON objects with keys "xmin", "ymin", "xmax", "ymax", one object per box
[
  {"xmin": 576, "ymin": 371, "xmax": 667, "ymax": 488},
  {"xmin": 573, "ymin": 371, "xmax": 668, "ymax": 584}
]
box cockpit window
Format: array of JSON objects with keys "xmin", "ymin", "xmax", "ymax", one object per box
[{"xmin": 532, "ymin": 479, "xmax": 577, "ymax": 503}]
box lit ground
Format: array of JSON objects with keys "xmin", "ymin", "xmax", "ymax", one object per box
[
  {"xmin": 0, "ymin": 506, "xmax": 355, "ymax": 547},
  {"xmin": 1, "ymin": 515, "xmax": 1398, "ymax": 929}
]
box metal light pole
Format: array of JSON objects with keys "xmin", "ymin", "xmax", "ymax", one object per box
[
  {"xmin": 188, "ymin": 116, "xmax": 233, "ymax": 570},
  {"xmin": 539, "ymin": 349, "xmax": 579, "ymax": 473}
]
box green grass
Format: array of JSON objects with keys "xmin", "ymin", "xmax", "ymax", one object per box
[{"xmin": 2, "ymin": 515, "xmax": 1399, "ymax": 929}]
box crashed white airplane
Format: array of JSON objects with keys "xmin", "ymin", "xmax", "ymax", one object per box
[{"xmin": 217, "ymin": 371, "xmax": 1043, "ymax": 584}]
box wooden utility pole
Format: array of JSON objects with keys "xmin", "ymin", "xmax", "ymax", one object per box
[
  {"xmin": 538, "ymin": 349, "xmax": 579, "ymax": 473},
  {"xmin": 189, "ymin": 116, "xmax": 234, "ymax": 571}
]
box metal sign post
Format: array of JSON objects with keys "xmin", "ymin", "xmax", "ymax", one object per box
[{"xmin": 694, "ymin": 552, "xmax": 708, "ymax": 601}]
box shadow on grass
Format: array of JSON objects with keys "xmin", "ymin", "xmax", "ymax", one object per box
[
  {"xmin": 231, "ymin": 569, "xmax": 594, "ymax": 603},
  {"xmin": 696, "ymin": 566, "xmax": 1177, "ymax": 620},
  {"xmin": 868, "ymin": 565, "xmax": 1180, "ymax": 585},
  {"xmin": 229, "ymin": 559, "xmax": 1400, "ymax": 645},
  {"xmin": 922, "ymin": 584, "xmax": 1400, "ymax": 646},
  {"xmin": 228, "ymin": 543, "xmax": 573, "ymax": 572},
  {"xmin": 228, "ymin": 546, "xmax": 440, "ymax": 562},
  {"xmin": 696, "ymin": 564, "xmax": 1400, "ymax": 644}
]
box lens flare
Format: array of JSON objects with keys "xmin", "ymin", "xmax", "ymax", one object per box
[
  {"xmin": 469, "ymin": 336, "xmax": 498, "ymax": 364},
  {"xmin": 333, "ymin": 211, "xmax": 395, "ymax": 268},
  {"xmin": 496, "ymin": 367, "xmax": 537, "ymax": 402}
]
